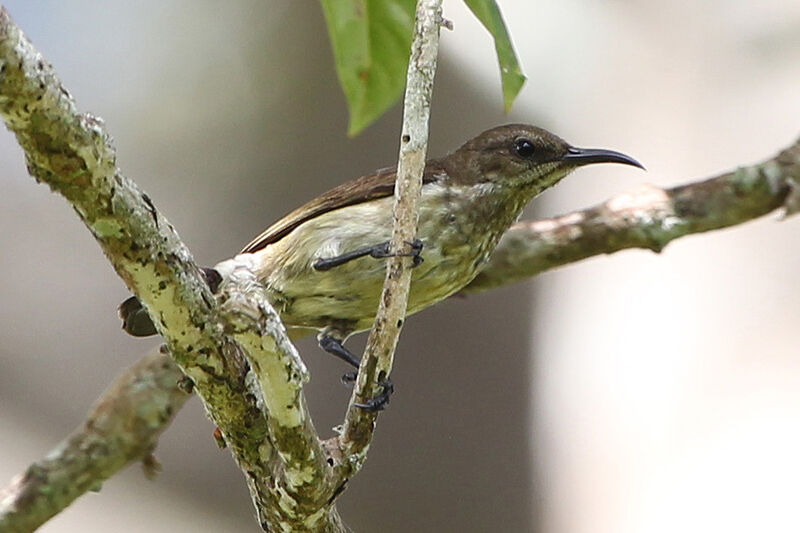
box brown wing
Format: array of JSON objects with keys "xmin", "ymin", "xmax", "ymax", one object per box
[{"xmin": 241, "ymin": 162, "xmax": 445, "ymax": 254}]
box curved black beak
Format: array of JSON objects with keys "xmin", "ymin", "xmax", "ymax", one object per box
[{"xmin": 562, "ymin": 146, "xmax": 645, "ymax": 170}]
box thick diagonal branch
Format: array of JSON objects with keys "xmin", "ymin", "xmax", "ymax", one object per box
[
  {"xmin": 0, "ymin": 6, "xmax": 260, "ymax": 458},
  {"xmin": 0, "ymin": 8, "xmax": 343, "ymax": 532}
]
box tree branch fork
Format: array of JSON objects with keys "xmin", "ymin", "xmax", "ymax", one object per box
[
  {"xmin": 0, "ymin": 2, "xmax": 445, "ymax": 532},
  {"xmin": 0, "ymin": 3, "xmax": 798, "ymax": 532}
]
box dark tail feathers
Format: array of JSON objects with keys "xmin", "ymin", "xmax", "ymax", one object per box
[
  {"xmin": 119, "ymin": 295, "xmax": 158, "ymax": 337},
  {"xmin": 118, "ymin": 267, "xmax": 221, "ymax": 338}
]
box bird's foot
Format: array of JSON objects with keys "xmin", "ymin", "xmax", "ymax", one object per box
[
  {"xmin": 354, "ymin": 378, "xmax": 394, "ymax": 412},
  {"xmin": 313, "ymin": 239, "xmax": 424, "ymax": 271},
  {"xmin": 368, "ymin": 239, "xmax": 424, "ymax": 267}
]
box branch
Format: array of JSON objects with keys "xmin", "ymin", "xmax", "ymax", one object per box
[
  {"xmin": 465, "ymin": 138, "xmax": 800, "ymax": 293},
  {"xmin": 0, "ymin": 349, "xmax": 189, "ymax": 533},
  {"xmin": 1, "ymin": 0, "xmax": 447, "ymax": 526},
  {"xmin": 0, "ymin": 8, "xmax": 344, "ymax": 531},
  {"xmin": 215, "ymin": 258, "xmax": 340, "ymax": 521},
  {"xmin": 339, "ymin": 0, "xmax": 443, "ymax": 461},
  {"xmin": 0, "ymin": 6, "xmax": 261, "ymax": 458}
]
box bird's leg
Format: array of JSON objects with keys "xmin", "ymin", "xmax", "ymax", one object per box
[
  {"xmin": 318, "ymin": 329, "xmax": 394, "ymax": 412},
  {"xmin": 317, "ymin": 332, "xmax": 362, "ymax": 389},
  {"xmin": 318, "ymin": 332, "xmax": 362, "ymax": 368},
  {"xmin": 312, "ymin": 239, "xmax": 424, "ymax": 271}
]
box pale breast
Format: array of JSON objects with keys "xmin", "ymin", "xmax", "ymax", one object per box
[{"xmin": 242, "ymin": 181, "xmax": 526, "ymax": 333}]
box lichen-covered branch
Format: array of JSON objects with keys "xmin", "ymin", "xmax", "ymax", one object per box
[
  {"xmin": 0, "ymin": 7, "xmax": 344, "ymax": 532},
  {"xmin": 0, "ymin": 349, "xmax": 188, "ymax": 533},
  {"xmin": 464, "ymin": 138, "xmax": 800, "ymax": 293},
  {"xmin": 0, "ymin": 5, "xmax": 260, "ymax": 456},
  {"xmin": 0, "ymin": 0, "xmax": 264, "ymax": 484},
  {"xmin": 340, "ymin": 0, "xmax": 443, "ymax": 462},
  {"xmin": 216, "ymin": 258, "xmax": 344, "ymax": 530}
]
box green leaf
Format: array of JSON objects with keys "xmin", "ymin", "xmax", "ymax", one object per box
[
  {"xmin": 320, "ymin": 0, "xmax": 417, "ymax": 136},
  {"xmin": 463, "ymin": 0, "xmax": 526, "ymax": 112}
]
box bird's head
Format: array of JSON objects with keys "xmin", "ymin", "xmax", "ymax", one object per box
[{"xmin": 442, "ymin": 124, "xmax": 643, "ymax": 191}]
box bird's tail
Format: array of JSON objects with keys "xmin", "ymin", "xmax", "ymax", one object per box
[
  {"xmin": 119, "ymin": 295, "xmax": 158, "ymax": 337},
  {"xmin": 119, "ymin": 267, "xmax": 222, "ymax": 338}
]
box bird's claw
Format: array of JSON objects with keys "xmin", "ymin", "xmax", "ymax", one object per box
[
  {"xmin": 370, "ymin": 239, "xmax": 424, "ymax": 267},
  {"xmin": 341, "ymin": 371, "xmax": 357, "ymax": 386},
  {"xmin": 354, "ymin": 379, "xmax": 394, "ymax": 412}
]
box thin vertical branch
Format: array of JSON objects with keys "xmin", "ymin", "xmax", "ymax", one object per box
[{"xmin": 340, "ymin": 0, "xmax": 444, "ymax": 458}]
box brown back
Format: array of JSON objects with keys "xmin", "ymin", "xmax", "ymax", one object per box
[{"xmin": 241, "ymin": 163, "xmax": 444, "ymax": 253}]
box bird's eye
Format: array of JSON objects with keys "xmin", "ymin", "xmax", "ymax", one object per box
[{"xmin": 513, "ymin": 138, "xmax": 535, "ymax": 159}]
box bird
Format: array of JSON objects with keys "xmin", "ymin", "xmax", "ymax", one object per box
[{"xmin": 120, "ymin": 124, "xmax": 643, "ymax": 409}]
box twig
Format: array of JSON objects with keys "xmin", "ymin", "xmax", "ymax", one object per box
[
  {"xmin": 339, "ymin": 0, "xmax": 443, "ymax": 460},
  {"xmin": 464, "ymin": 138, "xmax": 800, "ymax": 293},
  {"xmin": 0, "ymin": 349, "xmax": 188, "ymax": 533}
]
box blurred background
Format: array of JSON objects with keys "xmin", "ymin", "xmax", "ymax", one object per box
[{"xmin": 1, "ymin": 1, "xmax": 799, "ymax": 531}]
